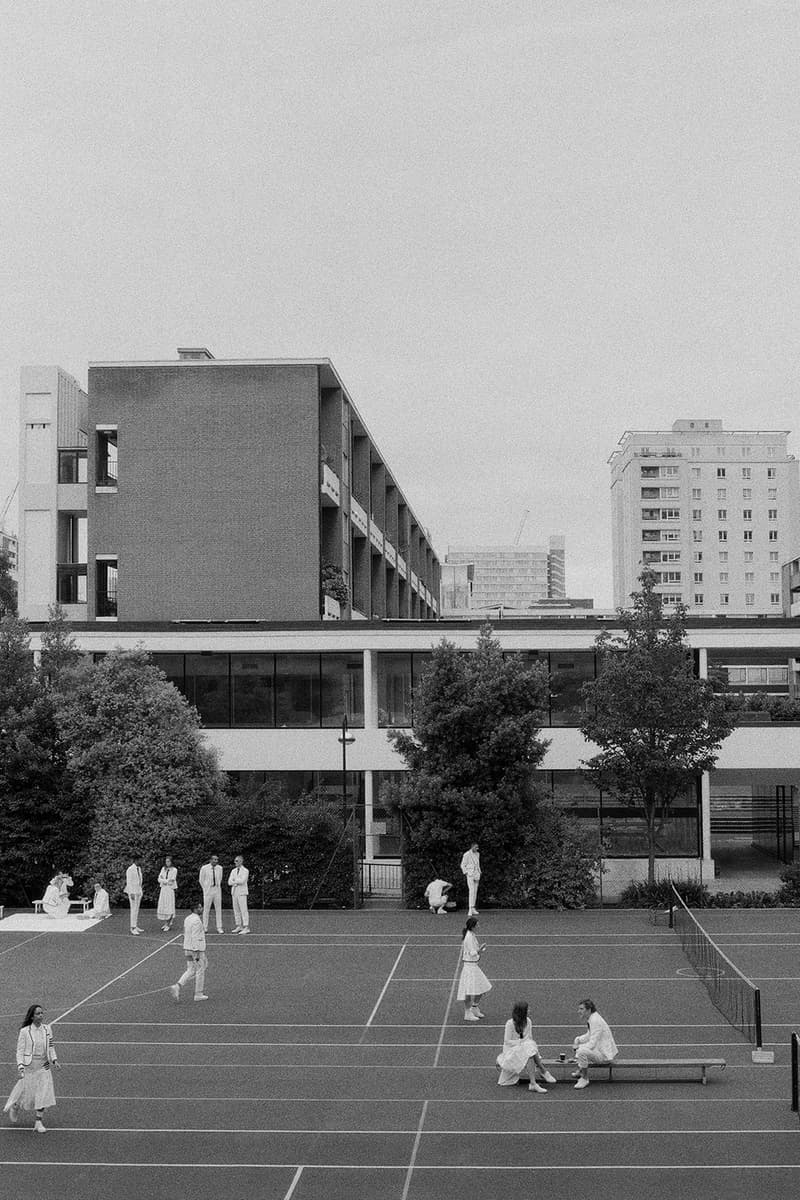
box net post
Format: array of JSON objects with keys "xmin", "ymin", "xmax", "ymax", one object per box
[
  {"xmin": 792, "ymin": 1033, "xmax": 799, "ymax": 1115},
  {"xmin": 754, "ymin": 989, "xmax": 763, "ymax": 1051}
]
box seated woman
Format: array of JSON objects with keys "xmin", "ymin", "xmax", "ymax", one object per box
[
  {"xmin": 496, "ymin": 1001, "xmax": 557, "ymax": 1093},
  {"xmin": 81, "ymin": 882, "xmax": 111, "ymax": 920},
  {"xmin": 41, "ymin": 876, "xmax": 70, "ymax": 919}
]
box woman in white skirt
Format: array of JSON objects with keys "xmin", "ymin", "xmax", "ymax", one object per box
[
  {"xmin": 457, "ymin": 915, "xmax": 492, "ymax": 1021},
  {"xmin": 496, "ymin": 1001, "xmax": 557, "ymax": 1093},
  {"xmin": 157, "ymin": 856, "xmax": 178, "ymax": 932},
  {"xmin": 4, "ymin": 1004, "xmax": 59, "ymax": 1132}
]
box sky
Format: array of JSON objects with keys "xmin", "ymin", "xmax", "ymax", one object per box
[{"xmin": 2, "ymin": 0, "xmax": 799, "ymax": 606}]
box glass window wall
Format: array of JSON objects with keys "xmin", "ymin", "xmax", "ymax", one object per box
[
  {"xmin": 232, "ymin": 653, "xmax": 274, "ymax": 727},
  {"xmin": 185, "ymin": 654, "xmax": 230, "ymax": 727}
]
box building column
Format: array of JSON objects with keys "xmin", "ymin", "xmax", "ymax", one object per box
[
  {"xmin": 700, "ymin": 770, "xmax": 712, "ymax": 871},
  {"xmin": 363, "ymin": 770, "xmax": 375, "ymax": 862},
  {"xmin": 697, "ymin": 646, "xmax": 708, "ymax": 678},
  {"xmin": 363, "ymin": 648, "xmax": 378, "ymax": 728}
]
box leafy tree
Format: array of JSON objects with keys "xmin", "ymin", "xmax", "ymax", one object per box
[
  {"xmin": 39, "ymin": 603, "xmax": 84, "ymax": 687},
  {"xmin": 580, "ymin": 570, "xmax": 736, "ymax": 884},
  {"xmin": 56, "ymin": 648, "xmax": 228, "ymax": 902},
  {"xmin": 0, "ymin": 547, "xmax": 17, "ymax": 615},
  {"xmin": 387, "ymin": 625, "xmax": 598, "ymax": 908}
]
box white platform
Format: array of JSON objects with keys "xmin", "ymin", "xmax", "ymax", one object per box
[{"xmin": 0, "ymin": 914, "xmax": 105, "ymax": 933}]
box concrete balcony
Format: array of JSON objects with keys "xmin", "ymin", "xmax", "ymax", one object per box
[
  {"xmin": 384, "ymin": 538, "xmax": 397, "ymax": 568},
  {"xmin": 322, "ymin": 595, "xmax": 341, "ymax": 620},
  {"xmin": 369, "ymin": 519, "xmax": 383, "ymax": 552},
  {"xmin": 397, "ymin": 554, "xmax": 407, "ymax": 579},
  {"xmin": 410, "ymin": 570, "xmax": 419, "ymax": 591},
  {"xmin": 320, "ymin": 463, "xmax": 340, "ymax": 507},
  {"xmin": 350, "ymin": 496, "xmax": 369, "ymax": 537}
]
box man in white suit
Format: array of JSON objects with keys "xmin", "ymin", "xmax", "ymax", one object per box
[
  {"xmin": 199, "ymin": 854, "xmax": 224, "ymax": 934},
  {"xmin": 125, "ymin": 857, "xmax": 143, "ymax": 934},
  {"xmin": 228, "ymin": 855, "xmax": 250, "ymax": 934},
  {"xmin": 460, "ymin": 843, "xmax": 481, "ymax": 916},
  {"xmin": 170, "ymin": 901, "xmax": 208, "ymax": 1002}
]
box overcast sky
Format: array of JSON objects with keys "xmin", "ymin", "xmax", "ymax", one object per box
[{"xmin": 2, "ymin": 0, "xmax": 799, "ymax": 606}]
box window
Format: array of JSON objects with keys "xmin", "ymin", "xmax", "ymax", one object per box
[
  {"xmin": 377, "ymin": 653, "xmax": 412, "ymax": 725},
  {"xmin": 716, "ymin": 447, "xmax": 726, "ymax": 457},
  {"xmin": 767, "ymin": 467, "xmax": 776, "ymax": 478},
  {"xmin": 719, "ymin": 551, "xmax": 728, "ymax": 562},
  {"xmin": 642, "ymin": 550, "xmax": 661, "ymax": 564},
  {"xmin": 741, "ymin": 445, "xmax": 752, "ymax": 457},
  {"xmin": 769, "ymin": 508, "xmax": 778, "ymax": 520},
  {"xmin": 743, "ymin": 530, "xmax": 753, "ymax": 542},
  {"xmin": 275, "ymin": 655, "xmax": 321, "ymax": 727},
  {"xmin": 692, "ymin": 508, "xmax": 702, "ymax": 521},
  {"xmin": 550, "ymin": 652, "xmax": 596, "ymax": 727},
  {"xmin": 767, "ymin": 446, "xmax": 776, "ymax": 457},
  {"xmin": 96, "ymin": 428, "xmax": 118, "ymax": 487},
  {"xmin": 744, "ymin": 551, "xmax": 753, "ymax": 562},
  {"xmin": 641, "ymin": 487, "xmax": 660, "ymax": 499},
  {"xmin": 691, "ymin": 447, "xmax": 701, "ymax": 458},
  {"xmin": 768, "ymin": 488, "xmax": 777, "ymax": 500},
  {"xmin": 717, "ymin": 488, "xmax": 727, "ymax": 500},
  {"xmin": 95, "ymin": 558, "xmax": 118, "ymax": 618},
  {"xmin": 661, "ymin": 466, "xmax": 679, "ymax": 477},
  {"xmin": 769, "ymin": 530, "xmax": 778, "ymax": 541},
  {"xmin": 691, "ymin": 466, "xmax": 701, "ymax": 477},
  {"xmin": 320, "ymin": 655, "xmax": 364, "ymax": 727},
  {"xmin": 770, "ymin": 571, "xmax": 780, "ymax": 582},
  {"xmin": 642, "ymin": 508, "xmax": 661, "ymax": 521},
  {"xmin": 694, "ymin": 594, "xmax": 704, "ymax": 605},
  {"xmin": 720, "ymin": 593, "xmax": 729, "ymax": 605},
  {"xmin": 717, "ymin": 467, "xmax": 726, "ymax": 478},
  {"xmin": 692, "ymin": 488, "xmax": 702, "ymax": 500},
  {"xmin": 659, "ymin": 592, "xmax": 682, "ymax": 605},
  {"xmin": 641, "ymin": 465, "xmax": 660, "ymax": 478},
  {"xmin": 663, "ymin": 570, "xmax": 681, "ymax": 583},
  {"xmin": 717, "ymin": 509, "xmax": 727, "ymax": 520},
  {"xmin": 745, "ymin": 571, "xmax": 755, "ymax": 582},
  {"xmin": 693, "ymin": 551, "xmax": 703, "ymax": 562},
  {"xmin": 661, "ymin": 487, "xmax": 680, "ymax": 499},
  {"xmin": 641, "ymin": 530, "xmax": 660, "ymax": 542},
  {"xmin": 719, "ymin": 571, "xmax": 729, "ymax": 583},
  {"xmin": 770, "ymin": 551, "xmax": 779, "ymax": 561},
  {"xmin": 693, "ymin": 572, "xmax": 703, "ymax": 583},
  {"xmin": 742, "ymin": 467, "xmax": 751, "ymax": 479},
  {"xmin": 185, "ymin": 654, "xmax": 230, "ymax": 726},
  {"xmin": 661, "ymin": 551, "xmax": 681, "ymax": 562},
  {"xmin": 662, "ymin": 529, "xmax": 680, "ymax": 541},
  {"xmin": 58, "ymin": 448, "xmax": 87, "ymax": 484},
  {"xmin": 742, "ymin": 488, "xmax": 751, "ymax": 500},
  {"xmin": 771, "ymin": 592, "xmax": 781, "ymax": 604},
  {"xmin": 661, "ymin": 508, "xmax": 680, "ymax": 520},
  {"xmin": 742, "ymin": 509, "xmax": 752, "ymax": 521},
  {"xmin": 718, "ymin": 530, "xmax": 727, "ymax": 541},
  {"xmin": 692, "ymin": 530, "xmax": 702, "ymax": 542},
  {"xmin": 231, "ymin": 654, "xmax": 274, "ymax": 727},
  {"xmin": 745, "ymin": 593, "xmax": 755, "ymax": 607}
]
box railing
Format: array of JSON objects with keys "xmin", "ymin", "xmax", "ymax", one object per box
[
  {"xmin": 361, "ymin": 861, "xmax": 402, "ymax": 897},
  {"xmin": 792, "ymin": 1032, "xmax": 799, "ymax": 1119}
]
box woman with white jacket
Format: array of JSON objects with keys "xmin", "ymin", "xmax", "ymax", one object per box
[{"xmin": 3, "ymin": 1005, "xmax": 60, "ymax": 1132}]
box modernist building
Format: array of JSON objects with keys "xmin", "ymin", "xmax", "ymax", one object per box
[
  {"xmin": 1, "ymin": 530, "xmax": 18, "ymax": 575},
  {"xmin": 444, "ymin": 536, "xmax": 565, "ymax": 615},
  {"xmin": 18, "ymin": 350, "xmax": 439, "ymax": 625},
  {"xmin": 610, "ymin": 420, "xmax": 800, "ymax": 614}
]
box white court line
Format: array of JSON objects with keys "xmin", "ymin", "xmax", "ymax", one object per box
[
  {"xmin": 401, "ymin": 1099, "xmax": 428, "ymax": 1200},
  {"xmin": 54, "ymin": 1093, "xmax": 791, "ymax": 1104},
  {"xmin": 432, "ymin": 955, "xmax": 463, "ymax": 1069},
  {"xmin": 55, "ymin": 1020, "xmax": 743, "ymax": 1029},
  {"xmin": 393, "ymin": 976, "xmax": 715, "ymax": 982},
  {"xmin": 2, "ymin": 1162, "xmax": 800, "ymax": 1172},
  {"xmin": 364, "ymin": 942, "xmax": 407, "ymax": 1029},
  {"xmin": 1, "ymin": 1125, "xmax": 797, "ymax": 1136},
  {"xmin": 0, "ymin": 932, "xmax": 48, "ymax": 958},
  {"xmin": 55, "ymin": 1038, "xmax": 751, "ymax": 1048},
  {"xmin": 283, "ymin": 1165, "xmax": 303, "ymax": 1199},
  {"xmin": 53, "ymin": 934, "xmax": 181, "ymax": 1023},
  {"xmin": 38, "ymin": 1059, "xmax": 776, "ymax": 1070}
]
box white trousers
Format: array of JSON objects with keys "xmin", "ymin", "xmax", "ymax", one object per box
[
  {"xmin": 202, "ymin": 887, "xmax": 223, "ymax": 931},
  {"xmin": 575, "ymin": 1047, "xmax": 612, "ymax": 1070},
  {"xmin": 467, "ymin": 877, "xmax": 479, "ymax": 911},
  {"xmin": 232, "ymin": 893, "xmax": 249, "ymax": 929},
  {"xmin": 128, "ymin": 893, "xmax": 141, "ymax": 930},
  {"xmin": 178, "ymin": 952, "xmax": 207, "ymax": 997}
]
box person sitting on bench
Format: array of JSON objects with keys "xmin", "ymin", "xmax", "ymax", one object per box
[
  {"xmin": 80, "ymin": 882, "xmax": 111, "ymax": 920},
  {"xmin": 571, "ymin": 998, "xmax": 618, "ymax": 1090}
]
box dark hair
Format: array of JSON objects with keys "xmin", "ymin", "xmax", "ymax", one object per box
[
  {"xmin": 461, "ymin": 915, "xmax": 478, "ymax": 938},
  {"xmin": 579, "ymin": 998, "xmax": 596, "ymax": 1014},
  {"xmin": 20, "ymin": 1004, "xmax": 42, "ymax": 1028},
  {"xmin": 511, "ymin": 1001, "xmax": 528, "ymax": 1038}
]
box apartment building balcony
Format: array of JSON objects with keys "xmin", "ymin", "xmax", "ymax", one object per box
[
  {"xmin": 410, "ymin": 570, "xmax": 419, "ymax": 591},
  {"xmin": 320, "ymin": 462, "xmax": 340, "ymax": 507},
  {"xmin": 384, "ymin": 538, "xmax": 397, "ymax": 568},
  {"xmin": 350, "ymin": 496, "xmax": 369, "ymax": 537},
  {"xmin": 397, "ymin": 553, "xmax": 407, "ymax": 579},
  {"xmin": 322, "ymin": 595, "xmax": 341, "ymax": 620},
  {"xmin": 369, "ymin": 519, "xmax": 383, "ymax": 553}
]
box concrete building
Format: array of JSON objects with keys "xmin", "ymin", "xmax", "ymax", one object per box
[
  {"xmin": 0, "ymin": 530, "xmax": 18, "ymax": 575},
  {"xmin": 18, "ymin": 351, "xmax": 440, "ymax": 625},
  {"xmin": 444, "ymin": 536, "xmax": 565, "ymax": 614},
  {"xmin": 610, "ymin": 420, "xmax": 800, "ymax": 614}
]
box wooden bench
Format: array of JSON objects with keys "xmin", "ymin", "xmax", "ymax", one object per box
[
  {"xmin": 542, "ymin": 1057, "xmax": 726, "ymax": 1085},
  {"xmin": 33, "ymin": 898, "xmax": 91, "ymax": 916}
]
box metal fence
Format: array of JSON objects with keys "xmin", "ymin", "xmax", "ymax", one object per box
[{"xmin": 361, "ymin": 861, "xmax": 403, "ymax": 898}]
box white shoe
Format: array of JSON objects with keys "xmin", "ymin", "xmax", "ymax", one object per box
[
  {"xmin": 570, "ymin": 1069, "xmax": 582, "ymax": 1078},
  {"xmin": 529, "ymin": 1082, "xmax": 548, "ymax": 1094},
  {"xmin": 34, "ymin": 1120, "xmax": 46, "ymax": 1132},
  {"xmin": 169, "ymin": 984, "xmax": 180, "ymax": 1002},
  {"xmin": 161, "ymin": 925, "xmax": 170, "ymax": 932},
  {"xmin": 131, "ymin": 929, "xmax": 142, "ymax": 935},
  {"xmin": 194, "ymin": 994, "xmax": 209, "ymax": 1002},
  {"xmin": 471, "ymin": 1007, "xmax": 485, "ymax": 1018},
  {"xmin": 541, "ymin": 1071, "xmax": 557, "ymax": 1084},
  {"xmin": 231, "ymin": 927, "xmax": 242, "ymax": 933},
  {"xmin": 574, "ymin": 1077, "xmax": 590, "ymax": 1089},
  {"xmin": 464, "ymin": 1012, "xmax": 480, "ymax": 1022},
  {"xmin": 216, "ymin": 930, "xmax": 223, "ymax": 935},
  {"xmin": 239, "ymin": 927, "xmax": 250, "ymax": 935}
]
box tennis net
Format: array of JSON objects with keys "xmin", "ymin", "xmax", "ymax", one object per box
[{"xmin": 670, "ymin": 883, "xmax": 763, "ymax": 1049}]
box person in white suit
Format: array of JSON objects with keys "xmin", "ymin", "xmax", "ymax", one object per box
[
  {"xmin": 460, "ymin": 843, "xmax": 481, "ymax": 916},
  {"xmin": 199, "ymin": 855, "xmax": 224, "ymax": 934},
  {"xmin": 169, "ymin": 902, "xmax": 208, "ymax": 1002},
  {"xmin": 228, "ymin": 855, "xmax": 250, "ymax": 934},
  {"xmin": 124, "ymin": 858, "xmax": 143, "ymax": 934},
  {"xmin": 570, "ymin": 999, "xmax": 619, "ymax": 1090},
  {"xmin": 80, "ymin": 882, "xmax": 111, "ymax": 920}
]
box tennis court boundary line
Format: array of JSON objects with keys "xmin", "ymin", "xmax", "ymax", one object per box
[
  {"xmin": 3, "ymin": 1161, "xmax": 800, "ymax": 1172},
  {"xmin": 53, "ymin": 934, "xmax": 181, "ymax": 1023}
]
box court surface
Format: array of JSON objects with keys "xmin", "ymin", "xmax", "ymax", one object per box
[{"xmin": 1, "ymin": 905, "xmax": 799, "ymax": 1199}]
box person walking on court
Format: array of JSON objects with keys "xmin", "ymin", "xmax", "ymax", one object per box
[
  {"xmin": 570, "ymin": 998, "xmax": 618, "ymax": 1089},
  {"xmin": 460, "ymin": 842, "xmax": 481, "ymax": 916},
  {"xmin": 199, "ymin": 854, "xmax": 224, "ymax": 933},
  {"xmin": 125, "ymin": 856, "xmax": 144, "ymax": 934},
  {"xmin": 457, "ymin": 915, "xmax": 492, "ymax": 1021},
  {"xmin": 496, "ymin": 1001, "xmax": 557, "ymax": 1092},
  {"xmin": 157, "ymin": 856, "xmax": 178, "ymax": 932},
  {"xmin": 170, "ymin": 901, "xmax": 208, "ymax": 1002},
  {"xmin": 3, "ymin": 1004, "xmax": 60, "ymax": 1132},
  {"xmin": 228, "ymin": 855, "xmax": 250, "ymax": 934}
]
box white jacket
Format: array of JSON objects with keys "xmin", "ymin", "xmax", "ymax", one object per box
[
  {"xmin": 16, "ymin": 1023, "xmax": 57, "ymax": 1067},
  {"xmin": 575, "ymin": 1011, "xmax": 618, "ymax": 1060},
  {"xmin": 124, "ymin": 864, "xmax": 143, "ymax": 896},
  {"xmin": 228, "ymin": 865, "xmax": 249, "ymax": 895},
  {"xmin": 199, "ymin": 863, "xmax": 223, "ymax": 890},
  {"xmin": 182, "ymin": 912, "xmax": 206, "ymax": 953}
]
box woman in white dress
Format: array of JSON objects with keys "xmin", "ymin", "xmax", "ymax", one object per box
[
  {"xmin": 41, "ymin": 876, "xmax": 69, "ymax": 919},
  {"xmin": 157, "ymin": 856, "xmax": 178, "ymax": 932},
  {"xmin": 3, "ymin": 1004, "xmax": 59, "ymax": 1132},
  {"xmin": 457, "ymin": 915, "xmax": 492, "ymax": 1021},
  {"xmin": 496, "ymin": 1001, "xmax": 557, "ymax": 1093}
]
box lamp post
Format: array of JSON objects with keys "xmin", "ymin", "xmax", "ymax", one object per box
[{"xmin": 338, "ymin": 715, "xmax": 359, "ymax": 909}]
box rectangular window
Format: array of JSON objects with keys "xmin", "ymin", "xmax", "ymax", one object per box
[
  {"xmin": 717, "ymin": 509, "xmax": 727, "ymax": 520},
  {"xmin": 720, "ymin": 593, "xmax": 729, "ymax": 605},
  {"xmin": 661, "ymin": 551, "xmax": 681, "ymax": 562},
  {"xmin": 660, "ymin": 466, "xmax": 679, "ymax": 477},
  {"xmin": 719, "ymin": 571, "xmax": 729, "ymax": 582},
  {"xmin": 659, "ymin": 592, "xmax": 682, "ymax": 605},
  {"xmin": 663, "ymin": 530, "xmax": 680, "ymax": 541},
  {"xmin": 693, "ymin": 530, "xmax": 702, "ymax": 542},
  {"xmin": 717, "ymin": 488, "xmax": 727, "ymax": 500},
  {"xmin": 741, "ymin": 445, "xmax": 752, "ymax": 457},
  {"xmin": 716, "ymin": 447, "xmax": 726, "ymax": 458},
  {"xmin": 642, "ymin": 550, "xmax": 661, "ymax": 564},
  {"xmin": 743, "ymin": 530, "xmax": 753, "ymax": 541},
  {"xmin": 550, "ymin": 652, "xmax": 596, "ymax": 728},
  {"xmin": 767, "ymin": 467, "xmax": 777, "ymax": 478},
  {"xmin": 742, "ymin": 488, "xmax": 752, "ymax": 500},
  {"xmin": 768, "ymin": 488, "xmax": 777, "ymax": 500},
  {"xmin": 693, "ymin": 551, "xmax": 703, "ymax": 562},
  {"xmin": 692, "ymin": 509, "xmax": 702, "ymax": 521},
  {"xmin": 767, "ymin": 446, "xmax": 776, "ymax": 457},
  {"xmin": 185, "ymin": 654, "xmax": 230, "ymax": 726},
  {"xmin": 717, "ymin": 467, "xmax": 726, "ymax": 478},
  {"xmin": 744, "ymin": 551, "xmax": 753, "ymax": 562},
  {"xmin": 95, "ymin": 558, "xmax": 117, "ymax": 617},
  {"xmin": 769, "ymin": 550, "xmax": 779, "ymax": 561},
  {"xmin": 744, "ymin": 571, "xmax": 755, "ymax": 582},
  {"xmin": 661, "ymin": 508, "xmax": 680, "ymax": 520},
  {"xmin": 692, "ymin": 488, "xmax": 702, "ymax": 500},
  {"xmin": 770, "ymin": 572, "xmax": 780, "ymax": 582},
  {"xmin": 742, "ymin": 467, "xmax": 751, "ymax": 479},
  {"xmin": 718, "ymin": 530, "xmax": 727, "ymax": 542},
  {"xmin": 58, "ymin": 448, "xmax": 88, "ymax": 484},
  {"xmin": 642, "ymin": 508, "xmax": 661, "ymax": 521},
  {"xmin": 771, "ymin": 592, "xmax": 780, "ymax": 604},
  {"xmin": 96, "ymin": 428, "xmax": 118, "ymax": 487},
  {"xmin": 769, "ymin": 508, "xmax": 778, "ymax": 520},
  {"xmin": 320, "ymin": 654, "xmax": 364, "ymax": 727},
  {"xmin": 275, "ymin": 654, "xmax": 321, "ymax": 728},
  {"xmin": 691, "ymin": 448, "xmax": 701, "ymax": 458},
  {"xmin": 691, "ymin": 466, "xmax": 701, "ymax": 477},
  {"xmin": 151, "ymin": 653, "xmax": 186, "ymax": 695},
  {"xmin": 694, "ymin": 593, "xmax": 704, "ymax": 605},
  {"xmin": 641, "ymin": 465, "xmax": 660, "ymax": 478},
  {"xmin": 719, "ymin": 551, "xmax": 728, "ymax": 562},
  {"xmin": 727, "ymin": 667, "xmax": 747, "ymax": 683},
  {"xmin": 662, "ymin": 570, "xmax": 681, "ymax": 583},
  {"xmin": 742, "ymin": 509, "xmax": 752, "ymax": 520},
  {"xmin": 641, "ymin": 530, "xmax": 661, "ymax": 542},
  {"xmin": 641, "ymin": 487, "xmax": 660, "ymax": 499},
  {"xmin": 231, "ymin": 653, "xmax": 275, "ymax": 727},
  {"xmin": 769, "ymin": 530, "xmax": 778, "ymax": 541},
  {"xmin": 693, "ymin": 572, "xmax": 703, "ymax": 583},
  {"xmin": 661, "ymin": 487, "xmax": 680, "ymax": 499},
  {"xmin": 378, "ymin": 652, "xmax": 413, "ymax": 726}
]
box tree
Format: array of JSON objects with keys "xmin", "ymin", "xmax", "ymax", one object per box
[
  {"xmin": 385, "ymin": 625, "xmax": 597, "ymax": 909},
  {"xmin": 56, "ymin": 648, "xmax": 228, "ymax": 902},
  {"xmin": 39, "ymin": 603, "xmax": 83, "ymax": 687},
  {"xmin": 0, "ymin": 547, "xmax": 17, "ymax": 615},
  {"xmin": 580, "ymin": 570, "xmax": 736, "ymax": 884}
]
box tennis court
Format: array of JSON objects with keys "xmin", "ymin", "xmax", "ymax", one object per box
[{"xmin": 1, "ymin": 905, "xmax": 799, "ymax": 1199}]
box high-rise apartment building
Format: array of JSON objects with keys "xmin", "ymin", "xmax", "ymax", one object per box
[
  {"xmin": 444, "ymin": 536, "xmax": 565, "ymax": 614},
  {"xmin": 610, "ymin": 420, "xmax": 800, "ymax": 614},
  {"xmin": 18, "ymin": 350, "xmax": 439, "ymax": 624}
]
